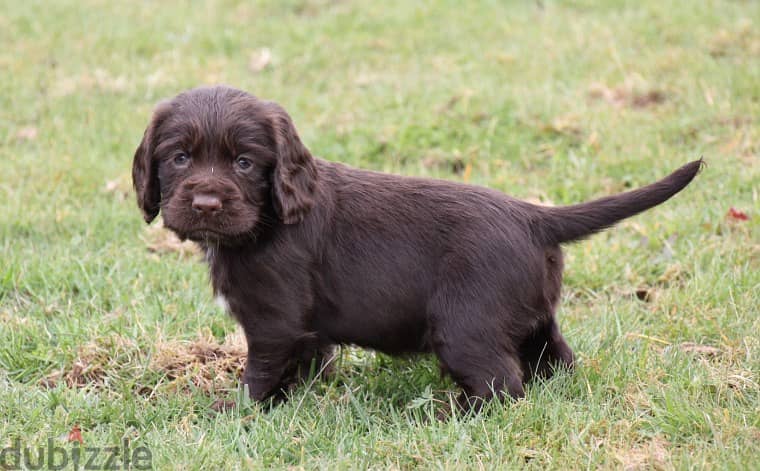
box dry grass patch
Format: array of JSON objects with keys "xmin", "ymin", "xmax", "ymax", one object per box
[
  {"xmin": 615, "ymin": 436, "xmax": 672, "ymax": 470},
  {"xmin": 42, "ymin": 334, "xmax": 140, "ymax": 388},
  {"xmin": 43, "ymin": 330, "xmax": 246, "ymax": 395},
  {"xmin": 149, "ymin": 331, "xmax": 246, "ymax": 394}
]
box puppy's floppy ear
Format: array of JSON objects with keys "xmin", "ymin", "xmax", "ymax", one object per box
[
  {"xmin": 268, "ymin": 104, "xmax": 318, "ymax": 224},
  {"xmin": 132, "ymin": 101, "xmax": 172, "ymax": 223}
]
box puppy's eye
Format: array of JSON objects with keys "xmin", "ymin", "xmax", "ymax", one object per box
[
  {"xmin": 235, "ymin": 156, "xmax": 253, "ymax": 171},
  {"xmin": 173, "ymin": 153, "xmax": 191, "ymax": 167}
]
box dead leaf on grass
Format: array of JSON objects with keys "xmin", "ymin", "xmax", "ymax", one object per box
[
  {"xmin": 541, "ymin": 114, "xmax": 584, "ymax": 138},
  {"xmin": 673, "ymin": 342, "xmax": 723, "ymax": 358},
  {"xmin": 588, "ymin": 78, "xmax": 666, "ymax": 109},
  {"xmin": 630, "ymin": 90, "xmax": 666, "ymax": 108},
  {"xmin": 142, "ymin": 221, "xmax": 201, "ymax": 257},
  {"xmin": 104, "ymin": 175, "xmax": 132, "ymax": 201},
  {"xmin": 709, "ymin": 19, "xmax": 759, "ymax": 58},
  {"xmin": 52, "ymin": 69, "xmax": 129, "ymax": 97},
  {"xmin": 248, "ymin": 48, "xmax": 272, "ymax": 72},
  {"xmin": 657, "ymin": 262, "xmax": 685, "ymax": 285},
  {"xmin": 68, "ymin": 425, "xmax": 84, "ymax": 444},
  {"xmin": 15, "ymin": 126, "xmax": 38, "ymax": 141},
  {"xmin": 421, "ymin": 151, "xmax": 467, "ymax": 175},
  {"xmin": 436, "ymin": 89, "xmax": 474, "ymax": 114},
  {"xmin": 461, "ymin": 162, "xmax": 472, "ymax": 182},
  {"xmin": 726, "ymin": 207, "xmax": 750, "ymax": 222},
  {"xmin": 587, "ymin": 130, "xmax": 600, "ymax": 150}
]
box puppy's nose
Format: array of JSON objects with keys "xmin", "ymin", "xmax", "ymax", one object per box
[{"xmin": 192, "ymin": 194, "xmax": 223, "ymax": 215}]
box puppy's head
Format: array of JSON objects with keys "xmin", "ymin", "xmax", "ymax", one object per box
[{"xmin": 132, "ymin": 86, "xmax": 317, "ymax": 245}]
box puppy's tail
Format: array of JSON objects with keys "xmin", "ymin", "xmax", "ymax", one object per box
[{"xmin": 535, "ymin": 159, "xmax": 703, "ymax": 245}]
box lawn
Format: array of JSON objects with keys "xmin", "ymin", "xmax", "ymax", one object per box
[{"xmin": 1, "ymin": 0, "xmax": 758, "ymax": 469}]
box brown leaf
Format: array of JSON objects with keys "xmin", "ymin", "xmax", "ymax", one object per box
[
  {"xmin": 15, "ymin": 126, "xmax": 38, "ymax": 141},
  {"xmin": 437, "ymin": 94, "xmax": 462, "ymax": 113},
  {"xmin": 631, "ymin": 90, "xmax": 665, "ymax": 108},
  {"xmin": 588, "ymin": 79, "xmax": 666, "ymax": 109},
  {"xmin": 727, "ymin": 207, "xmax": 749, "ymax": 221},
  {"xmin": 248, "ymin": 48, "xmax": 272, "ymax": 72},
  {"xmin": 461, "ymin": 163, "xmax": 472, "ymax": 182},
  {"xmin": 537, "ymin": 114, "xmax": 584, "ymax": 139},
  {"xmin": 436, "ymin": 89, "xmax": 474, "ymax": 113},
  {"xmin": 68, "ymin": 425, "xmax": 84, "ymax": 444},
  {"xmin": 657, "ymin": 263, "xmax": 684, "ymax": 285},
  {"xmin": 421, "ymin": 153, "xmax": 466, "ymax": 175},
  {"xmin": 103, "ymin": 175, "xmax": 132, "ymax": 200},
  {"xmin": 675, "ymin": 342, "xmax": 722, "ymax": 357}
]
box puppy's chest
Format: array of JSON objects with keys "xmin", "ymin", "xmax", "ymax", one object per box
[
  {"xmin": 207, "ymin": 262, "xmax": 253, "ymax": 320},
  {"xmin": 205, "ymin": 247, "xmax": 247, "ymax": 314},
  {"xmin": 204, "ymin": 246, "xmax": 295, "ymax": 317}
]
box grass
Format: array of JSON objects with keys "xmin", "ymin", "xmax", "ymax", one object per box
[{"xmin": 1, "ymin": 0, "xmax": 758, "ymax": 468}]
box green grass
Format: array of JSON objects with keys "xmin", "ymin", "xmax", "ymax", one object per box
[{"xmin": 1, "ymin": 0, "xmax": 758, "ymax": 468}]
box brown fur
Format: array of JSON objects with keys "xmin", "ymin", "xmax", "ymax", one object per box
[{"xmin": 132, "ymin": 86, "xmax": 702, "ymax": 412}]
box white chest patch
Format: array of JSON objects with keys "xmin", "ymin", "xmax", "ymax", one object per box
[{"xmin": 215, "ymin": 294, "xmax": 230, "ymax": 312}]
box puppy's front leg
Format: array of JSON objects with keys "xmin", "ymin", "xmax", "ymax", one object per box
[
  {"xmin": 243, "ymin": 338, "xmax": 334, "ymax": 402},
  {"xmin": 240, "ymin": 326, "xmax": 301, "ymax": 403},
  {"xmin": 242, "ymin": 349, "xmax": 290, "ymax": 402}
]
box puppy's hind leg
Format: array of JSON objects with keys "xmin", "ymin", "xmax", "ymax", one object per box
[
  {"xmin": 290, "ymin": 342, "xmax": 338, "ymax": 385},
  {"xmin": 428, "ymin": 299, "xmax": 526, "ymax": 414},
  {"xmin": 520, "ymin": 246, "xmax": 574, "ymax": 382},
  {"xmin": 520, "ymin": 318, "xmax": 574, "ymax": 382},
  {"xmin": 436, "ymin": 342, "xmax": 525, "ymax": 414}
]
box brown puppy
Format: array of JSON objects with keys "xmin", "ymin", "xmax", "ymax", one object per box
[{"xmin": 132, "ymin": 85, "xmax": 701, "ymax": 411}]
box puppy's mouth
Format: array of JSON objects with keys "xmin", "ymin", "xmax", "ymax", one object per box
[
  {"xmin": 161, "ymin": 193, "xmax": 262, "ymax": 246},
  {"xmin": 179, "ymin": 226, "xmax": 255, "ymax": 245},
  {"xmin": 162, "ymin": 216, "xmax": 256, "ymax": 245},
  {"xmin": 186, "ymin": 228, "xmax": 228, "ymax": 242}
]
